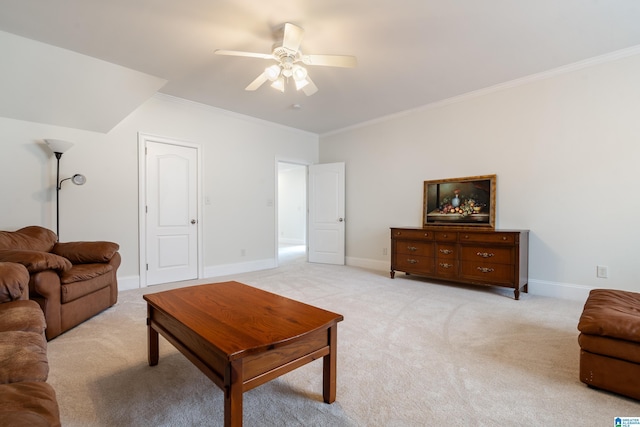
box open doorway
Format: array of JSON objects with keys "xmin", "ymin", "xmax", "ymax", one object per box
[{"xmin": 277, "ymin": 162, "xmax": 307, "ymax": 264}]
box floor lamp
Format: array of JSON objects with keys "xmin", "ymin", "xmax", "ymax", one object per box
[{"xmin": 45, "ymin": 139, "xmax": 86, "ymax": 240}]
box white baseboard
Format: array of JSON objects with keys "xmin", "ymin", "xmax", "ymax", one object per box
[
  {"xmin": 116, "ymin": 258, "xmax": 277, "ymax": 291},
  {"xmin": 279, "ymin": 238, "xmax": 305, "ymax": 245},
  {"xmin": 117, "ymin": 275, "xmax": 140, "ymax": 291},
  {"xmin": 204, "ymin": 258, "xmax": 277, "ymax": 278},
  {"xmin": 346, "ymin": 256, "xmax": 390, "ymax": 273},
  {"xmin": 527, "ymin": 279, "xmax": 593, "ymax": 302}
]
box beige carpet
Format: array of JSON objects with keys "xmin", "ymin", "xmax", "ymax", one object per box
[{"xmin": 47, "ymin": 252, "xmax": 640, "ymax": 426}]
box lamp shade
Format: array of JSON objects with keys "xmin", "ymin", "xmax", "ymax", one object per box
[
  {"xmin": 71, "ymin": 174, "xmax": 86, "ymax": 185},
  {"xmin": 265, "ymin": 65, "xmax": 281, "ymax": 81},
  {"xmin": 45, "ymin": 139, "xmax": 74, "ymax": 154},
  {"xmin": 271, "ymin": 77, "xmax": 285, "ymax": 93}
]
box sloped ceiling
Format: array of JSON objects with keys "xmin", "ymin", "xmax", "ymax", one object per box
[
  {"xmin": 1, "ymin": 1, "xmax": 640, "ymax": 134},
  {"xmin": 0, "ymin": 31, "xmax": 166, "ymax": 133}
]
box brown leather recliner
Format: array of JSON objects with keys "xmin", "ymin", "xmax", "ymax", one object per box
[{"xmin": 0, "ymin": 226, "xmax": 120, "ymax": 340}]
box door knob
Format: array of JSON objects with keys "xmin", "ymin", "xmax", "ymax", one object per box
[
  {"xmin": 338, "ymin": 218, "xmax": 344, "ymax": 222},
  {"xmin": 191, "ymin": 219, "xmax": 197, "ymax": 224}
]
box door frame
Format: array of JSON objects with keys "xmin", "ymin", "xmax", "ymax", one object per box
[
  {"xmin": 138, "ymin": 133, "xmax": 204, "ymax": 288},
  {"xmin": 275, "ymin": 157, "xmax": 310, "ymax": 267}
]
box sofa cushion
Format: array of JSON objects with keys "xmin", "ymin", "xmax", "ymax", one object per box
[
  {"xmin": 0, "ymin": 381, "xmax": 60, "ymax": 427},
  {"xmin": 52, "ymin": 241, "xmax": 119, "ymax": 264},
  {"xmin": 578, "ymin": 288, "xmax": 640, "ymax": 343},
  {"xmin": 60, "ymin": 265, "xmax": 114, "ymax": 303},
  {"xmin": 0, "ymin": 331, "xmax": 49, "ymax": 383},
  {"xmin": 0, "ymin": 262, "xmax": 29, "ymax": 303},
  {"xmin": 0, "ymin": 300, "xmax": 46, "ymax": 334},
  {"xmin": 0, "ymin": 226, "xmax": 57, "ymax": 253},
  {"xmin": 60, "ymin": 263, "xmax": 113, "ymax": 285},
  {"xmin": 0, "ymin": 250, "xmax": 72, "ymax": 274}
]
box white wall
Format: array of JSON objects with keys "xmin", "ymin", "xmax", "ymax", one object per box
[
  {"xmin": 0, "ymin": 94, "xmax": 318, "ymax": 288},
  {"xmin": 320, "ymin": 53, "xmax": 640, "ymax": 300}
]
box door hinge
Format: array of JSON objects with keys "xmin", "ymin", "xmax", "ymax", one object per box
[{"xmin": 146, "ymin": 263, "xmax": 148, "ymax": 271}]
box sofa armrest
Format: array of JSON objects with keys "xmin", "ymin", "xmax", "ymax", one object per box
[
  {"xmin": 0, "ymin": 262, "xmax": 30, "ymax": 302},
  {"xmin": 0, "ymin": 250, "xmax": 71, "ymax": 274},
  {"xmin": 52, "ymin": 241, "xmax": 119, "ymax": 264}
]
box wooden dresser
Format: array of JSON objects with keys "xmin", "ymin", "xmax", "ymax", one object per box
[{"xmin": 390, "ymin": 227, "xmax": 529, "ymax": 299}]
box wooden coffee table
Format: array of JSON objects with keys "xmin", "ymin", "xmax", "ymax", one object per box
[{"xmin": 143, "ymin": 281, "xmax": 344, "ymax": 427}]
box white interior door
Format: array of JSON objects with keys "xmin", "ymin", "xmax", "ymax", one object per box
[
  {"xmin": 145, "ymin": 141, "xmax": 198, "ymax": 285},
  {"xmin": 308, "ymin": 162, "xmax": 345, "ymax": 265}
]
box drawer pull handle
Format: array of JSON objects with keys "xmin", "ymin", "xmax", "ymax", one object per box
[
  {"xmin": 476, "ymin": 252, "xmax": 494, "ymax": 258},
  {"xmin": 439, "ymin": 249, "xmax": 453, "ymax": 254},
  {"xmin": 407, "ymin": 259, "xmax": 418, "ymax": 264},
  {"xmin": 407, "ymin": 246, "xmax": 418, "ymax": 251},
  {"xmin": 477, "ymin": 267, "xmax": 495, "ymax": 273},
  {"xmin": 439, "ymin": 263, "xmax": 454, "ymax": 268}
]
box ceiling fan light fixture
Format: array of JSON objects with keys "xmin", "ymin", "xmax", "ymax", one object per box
[
  {"xmin": 271, "ymin": 77, "xmax": 285, "ymax": 92},
  {"xmin": 292, "ymin": 65, "xmax": 308, "ymax": 81},
  {"xmin": 265, "ymin": 64, "xmax": 281, "ymax": 81},
  {"xmin": 218, "ymin": 22, "xmax": 356, "ymax": 96}
]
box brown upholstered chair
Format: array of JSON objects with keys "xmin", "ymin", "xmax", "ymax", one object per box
[{"xmin": 0, "ymin": 226, "xmax": 120, "ymax": 340}]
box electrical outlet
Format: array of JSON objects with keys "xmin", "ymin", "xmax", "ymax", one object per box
[{"xmin": 597, "ymin": 265, "xmax": 608, "ymax": 278}]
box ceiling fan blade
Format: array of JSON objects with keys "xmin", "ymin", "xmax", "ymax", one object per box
[
  {"xmin": 282, "ymin": 23, "xmax": 304, "ymax": 52},
  {"xmin": 215, "ymin": 49, "xmax": 274, "ymax": 60},
  {"xmin": 301, "ymin": 54, "xmax": 357, "ymax": 68},
  {"xmin": 245, "ymin": 72, "xmax": 269, "ymax": 91},
  {"xmin": 302, "ymin": 76, "xmax": 318, "ymax": 96}
]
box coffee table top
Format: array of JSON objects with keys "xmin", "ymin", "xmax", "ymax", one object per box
[{"xmin": 143, "ymin": 281, "xmax": 343, "ymax": 360}]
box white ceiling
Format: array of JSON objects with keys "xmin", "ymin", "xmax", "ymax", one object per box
[{"xmin": 1, "ymin": 0, "xmax": 640, "ymax": 134}]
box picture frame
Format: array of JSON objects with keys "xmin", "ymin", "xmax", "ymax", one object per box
[{"xmin": 423, "ymin": 174, "xmax": 496, "ymax": 228}]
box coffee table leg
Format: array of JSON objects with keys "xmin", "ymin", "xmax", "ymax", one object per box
[
  {"xmin": 224, "ymin": 359, "xmax": 243, "ymax": 427},
  {"xmin": 323, "ymin": 324, "xmax": 338, "ymax": 403},
  {"xmin": 147, "ymin": 305, "xmax": 159, "ymax": 366}
]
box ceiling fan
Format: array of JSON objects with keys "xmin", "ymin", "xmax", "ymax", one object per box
[{"xmin": 214, "ymin": 23, "xmax": 357, "ymax": 96}]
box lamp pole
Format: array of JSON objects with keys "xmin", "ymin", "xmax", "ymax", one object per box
[{"xmin": 55, "ymin": 152, "xmax": 62, "ymax": 240}]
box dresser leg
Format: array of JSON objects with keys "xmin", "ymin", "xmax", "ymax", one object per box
[{"xmin": 390, "ymin": 270, "xmax": 395, "ymax": 278}]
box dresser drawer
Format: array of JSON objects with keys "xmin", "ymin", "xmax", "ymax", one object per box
[
  {"xmin": 459, "ymin": 246, "xmax": 512, "ymax": 264},
  {"xmin": 396, "ymin": 240, "xmax": 434, "ymax": 256},
  {"xmin": 391, "ymin": 229, "xmax": 434, "ymax": 240},
  {"xmin": 435, "ymin": 243, "xmax": 456, "ymax": 259},
  {"xmin": 434, "ymin": 231, "xmax": 457, "ymax": 242},
  {"xmin": 436, "ymin": 260, "xmax": 458, "ymax": 277},
  {"xmin": 459, "ymin": 261, "xmax": 514, "ymax": 284},
  {"xmin": 395, "ymin": 255, "xmax": 435, "ymax": 274},
  {"xmin": 459, "ymin": 232, "xmax": 515, "ymax": 244}
]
